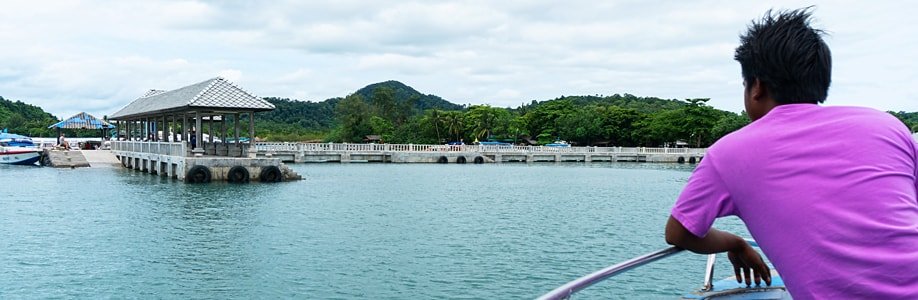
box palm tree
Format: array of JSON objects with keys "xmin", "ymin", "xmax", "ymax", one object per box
[
  {"xmin": 429, "ymin": 109, "xmax": 443, "ymax": 143},
  {"xmin": 442, "ymin": 111, "xmax": 464, "ymax": 142}
]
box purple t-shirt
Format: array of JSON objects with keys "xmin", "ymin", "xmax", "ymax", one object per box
[{"xmin": 671, "ymin": 104, "xmax": 918, "ymax": 299}]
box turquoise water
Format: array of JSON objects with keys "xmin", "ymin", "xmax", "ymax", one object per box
[{"xmin": 1, "ymin": 163, "xmax": 750, "ymax": 299}]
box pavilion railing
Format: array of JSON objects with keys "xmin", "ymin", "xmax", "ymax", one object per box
[{"xmin": 112, "ymin": 141, "xmax": 186, "ymax": 156}]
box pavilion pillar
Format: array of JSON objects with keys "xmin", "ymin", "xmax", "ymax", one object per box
[
  {"xmin": 221, "ymin": 114, "xmax": 227, "ymax": 143},
  {"xmin": 193, "ymin": 111, "xmax": 204, "ymax": 156},
  {"xmin": 234, "ymin": 112, "xmax": 240, "ymax": 157},
  {"xmin": 148, "ymin": 118, "xmax": 153, "ymax": 141},
  {"xmin": 248, "ymin": 111, "xmax": 256, "ymax": 158},
  {"xmin": 234, "ymin": 113, "xmax": 240, "ymax": 142},
  {"xmin": 208, "ymin": 115, "xmax": 214, "ymax": 143},
  {"xmin": 248, "ymin": 111, "xmax": 255, "ymax": 142},
  {"xmin": 182, "ymin": 113, "xmax": 190, "ymax": 145},
  {"xmin": 221, "ymin": 114, "xmax": 228, "ymax": 156},
  {"xmin": 172, "ymin": 114, "xmax": 177, "ymax": 142}
]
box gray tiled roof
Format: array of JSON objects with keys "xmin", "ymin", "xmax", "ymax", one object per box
[{"xmin": 110, "ymin": 77, "xmax": 274, "ymax": 119}]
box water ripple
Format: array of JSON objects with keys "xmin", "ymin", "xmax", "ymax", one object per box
[{"xmin": 0, "ymin": 163, "xmax": 752, "ymax": 299}]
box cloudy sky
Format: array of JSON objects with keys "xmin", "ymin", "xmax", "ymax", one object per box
[{"xmin": 1, "ymin": 0, "xmax": 915, "ymax": 119}]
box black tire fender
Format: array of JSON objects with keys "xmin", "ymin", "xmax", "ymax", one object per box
[
  {"xmin": 437, "ymin": 156, "xmax": 448, "ymax": 164},
  {"xmin": 185, "ymin": 165, "xmax": 212, "ymax": 183},
  {"xmin": 227, "ymin": 166, "xmax": 250, "ymax": 183},
  {"xmin": 473, "ymin": 156, "xmax": 484, "ymax": 164},
  {"xmin": 456, "ymin": 156, "xmax": 467, "ymax": 164},
  {"xmin": 260, "ymin": 165, "xmax": 283, "ymax": 183}
]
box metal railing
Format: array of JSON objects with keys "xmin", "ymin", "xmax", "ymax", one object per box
[
  {"xmin": 254, "ymin": 142, "xmax": 707, "ymax": 155},
  {"xmin": 536, "ymin": 239, "xmax": 762, "ymax": 300},
  {"xmin": 536, "ymin": 247, "xmax": 685, "ymax": 300}
]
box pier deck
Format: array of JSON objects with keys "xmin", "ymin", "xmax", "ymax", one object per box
[
  {"xmin": 81, "ymin": 150, "xmax": 121, "ymax": 167},
  {"xmin": 254, "ymin": 143, "xmax": 706, "ymax": 164}
]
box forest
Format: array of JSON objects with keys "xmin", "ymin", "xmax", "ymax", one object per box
[
  {"xmin": 0, "ymin": 96, "xmax": 59, "ymax": 137},
  {"xmin": 3, "ymin": 81, "xmax": 917, "ymax": 147},
  {"xmin": 254, "ymin": 81, "xmax": 751, "ymax": 147}
]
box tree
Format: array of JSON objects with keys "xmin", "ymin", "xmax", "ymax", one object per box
[
  {"xmin": 441, "ymin": 111, "xmax": 465, "ymax": 142},
  {"xmin": 464, "ymin": 105, "xmax": 511, "ymax": 141},
  {"xmin": 369, "ymin": 116, "xmax": 395, "ymax": 142},
  {"xmin": 371, "ymin": 87, "xmax": 398, "ymax": 123},
  {"xmin": 634, "ymin": 109, "xmax": 682, "ymax": 146},
  {"xmin": 334, "ymin": 94, "xmax": 373, "ymax": 142},
  {"xmin": 425, "ymin": 109, "xmax": 444, "ymax": 143},
  {"xmin": 557, "ymin": 106, "xmax": 603, "ymax": 145},
  {"xmin": 521, "ymin": 99, "xmax": 576, "ymax": 141},
  {"xmin": 680, "ymin": 98, "xmax": 721, "ymax": 147},
  {"xmin": 711, "ymin": 112, "xmax": 751, "ymax": 142},
  {"xmin": 599, "ymin": 105, "xmax": 646, "ymax": 146}
]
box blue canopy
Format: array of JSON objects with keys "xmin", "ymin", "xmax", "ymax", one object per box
[
  {"xmin": 0, "ymin": 131, "xmax": 31, "ymax": 140},
  {"xmin": 48, "ymin": 112, "xmax": 115, "ymax": 129}
]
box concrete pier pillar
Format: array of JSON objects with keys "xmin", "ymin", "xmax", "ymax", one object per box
[
  {"xmin": 585, "ymin": 154, "xmax": 592, "ymax": 163},
  {"xmin": 193, "ymin": 111, "xmax": 204, "ymax": 157},
  {"xmin": 295, "ymin": 152, "xmax": 305, "ymax": 163}
]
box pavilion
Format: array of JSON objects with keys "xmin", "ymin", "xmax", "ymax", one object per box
[
  {"xmin": 108, "ymin": 77, "xmax": 275, "ymax": 157},
  {"xmin": 48, "ymin": 112, "xmax": 116, "ymax": 144}
]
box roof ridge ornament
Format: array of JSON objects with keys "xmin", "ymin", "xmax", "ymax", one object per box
[{"xmin": 142, "ymin": 89, "xmax": 167, "ymax": 98}]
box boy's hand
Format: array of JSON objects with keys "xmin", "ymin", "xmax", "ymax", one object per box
[{"xmin": 727, "ymin": 241, "xmax": 771, "ymax": 287}]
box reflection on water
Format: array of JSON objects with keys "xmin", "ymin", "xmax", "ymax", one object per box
[{"xmin": 1, "ymin": 163, "xmax": 748, "ymax": 299}]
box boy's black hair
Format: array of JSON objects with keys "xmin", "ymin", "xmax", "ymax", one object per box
[{"xmin": 735, "ymin": 7, "xmax": 832, "ymax": 104}]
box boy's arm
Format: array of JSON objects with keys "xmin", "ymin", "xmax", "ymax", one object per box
[{"xmin": 665, "ymin": 216, "xmax": 771, "ymax": 286}]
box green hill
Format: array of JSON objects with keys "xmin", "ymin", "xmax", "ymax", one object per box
[
  {"xmin": 255, "ymin": 81, "xmax": 464, "ymax": 141},
  {"xmin": 352, "ymin": 81, "xmax": 463, "ymax": 112},
  {"xmin": 0, "ymin": 96, "xmax": 59, "ymax": 137}
]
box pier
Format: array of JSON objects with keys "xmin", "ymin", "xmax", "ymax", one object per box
[
  {"xmin": 107, "ymin": 77, "xmax": 301, "ymax": 183},
  {"xmin": 42, "ymin": 150, "xmax": 90, "ymax": 168},
  {"xmin": 253, "ymin": 143, "xmax": 706, "ymax": 164}
]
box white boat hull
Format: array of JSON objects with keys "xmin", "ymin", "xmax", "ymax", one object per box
[{"xmin": 0, "ymin": 148, "xmax": 41, "ymax": 165}]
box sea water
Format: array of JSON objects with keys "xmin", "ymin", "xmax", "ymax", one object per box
[{"xmin": 0, "ymin": 163, "xmax": 750, "ymax": 299}]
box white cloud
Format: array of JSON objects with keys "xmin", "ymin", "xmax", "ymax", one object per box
[{"xmin": 0, "ymin": 0, "xmax": 915, "ymax": 119}]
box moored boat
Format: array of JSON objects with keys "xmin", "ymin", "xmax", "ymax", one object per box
[
  {"xmin": 0, "ymin": 131, "xmax": 42, "ymax": 165},
  {"xmin": 545, "ymin": 140, "xmax": 571, "ymax": 147},
  {"xmin": 0, "ymin": 146, "xmax": 42, "ymax": 165}
]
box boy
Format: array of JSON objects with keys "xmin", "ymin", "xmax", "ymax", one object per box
[{"xmin": 665, "ymin": 8, "xmax": 918, "ymax": 299}]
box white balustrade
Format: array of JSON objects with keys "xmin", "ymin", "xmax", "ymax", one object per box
[
  {"xmin": 250, "ymin": 142, "xmax": 707, "ymax": 156},
  {"xmin": 112, "ymin": 141, "xmax": 188, "ymax": 156}
]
